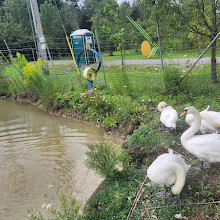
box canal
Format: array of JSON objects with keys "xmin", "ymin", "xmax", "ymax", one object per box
[{"xmin": 0, "ymin": 99, "xmax": 104, "ymax": 219}]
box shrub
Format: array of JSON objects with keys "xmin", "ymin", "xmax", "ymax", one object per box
[
  {"xmin": 10, "ymin": 52, "xmax": 28, "ymax": 77},
  {"xmin": 128, "ymin": 124, "xmax": 160, "ymax": 153},
  {"xmin": 80, "ymin": 90, "xmax": 114, "ymax": 115},
  {"xmin": 163, "ymin": 66, "xmax": 189, "ymax": 95},
  {"xmin": 22, "ymin": 62, "xmax": 44, "ymax": 100},
  {"xmin": 0, "ymin": 59, "xmax": 9, "ymax": 95},
  {"xmin": 85, "ymin": 143, "xmax": 132, "ymax": 178},
  {"xmin": 54, "ymin": 90, "xmax": 81, "ymax": 108}
]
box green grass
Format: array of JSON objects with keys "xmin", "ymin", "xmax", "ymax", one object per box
[
  {"xmin": 49, "ymin": 47, "xmax": 220, "ymax": 62},
  {"xmin": 101, "ymin": 48, "xmax": 220, "ymax": 60}
]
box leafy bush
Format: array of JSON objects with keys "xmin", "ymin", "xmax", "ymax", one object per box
[
  {"xmin": 55, "ymin": 91, "xmax": 81, "ymax": 108},
  {"xmin": 6, "ymin": 54, "xmax": 45, "ymax": 101},
  {"xmin": 22, "ymin": 62, "xmax": 44, "ymax": 100},
  {"xmin": 128, "ymin": 124, "xmax": 160, "ymax": 153},
  {"xmin": 85, "ymin": 143, "xmax": 132, "ymax": 178},
  {"xmin": 163, "ymin": 66, "xmax": 189, "ymax": 95},
  {"xmin": 80, "ymin": 90, "xmax": 114, "ymax": 115},
  {"xmin": 38, "ymin": 76, "xmax": 58, "ymax": 109},
  {"xmin": 0, "ymin": 59, "xmax": 9, "ymax": 95},
  {"xmin": 10, "ymin": 52, "xmax": 28, "ymax": 77}
]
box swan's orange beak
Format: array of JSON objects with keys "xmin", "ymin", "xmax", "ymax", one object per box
[{"xmin": 180, "ymin": 111, "xmax": 186, "ymax": 117}]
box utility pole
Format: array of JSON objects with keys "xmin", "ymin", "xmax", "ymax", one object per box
[{"xmin": 29, "ymin": 0, "xmax": 48, "ymax": 62}]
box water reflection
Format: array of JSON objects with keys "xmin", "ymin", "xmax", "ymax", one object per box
[{"xmin": 0, "ymin": 99, "xmax": 104, "ymax": 220}]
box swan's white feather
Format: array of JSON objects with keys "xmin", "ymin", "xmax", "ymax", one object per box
[
  {"xmin": 181, "ymin": 133, "xmax": 220, "ymax": 162},
  {"xmin": 147, "ymin": 149, "xmax": 190, "ymax": 189},
  {"xmin": 185, "ymin": 106, "xmax": 220, "ymax": 134},
  {"xmin": 181, "ymin": 106, "xmax": 220, "ymax": 163},
  {"xmin": 159, "ymin": 105, "xmax": 178, "ymax": 129}
]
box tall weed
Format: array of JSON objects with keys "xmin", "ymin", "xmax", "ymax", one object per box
[
  {"xmin": 86, "ymin": 143, "xmax": 132, "ymax": 178},
  {"xmin": 108, "ymin": 68, "xmax": 134, "ymax": 96},
  {"xmin": 0, "ymin": 59, "xmax": 9, "ymax": 95}
]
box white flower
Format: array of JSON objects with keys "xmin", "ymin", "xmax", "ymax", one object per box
[
  {"xmin": 48, "ymin": 185, "xmax": 53, "ymax": 188},
  {"xmin": 46, "ymin": 203, "xmax": 52, "ymax": 209},
  {"xmin": 124, "ymin": 86, "xmax": 127, "ymax": 87},
  {"xmin": 115, "ymin": 162, "xmax": 123, "ymax": 171},
  {"xmin": 174, "ymin": 213, "xmax": 187, "ymax": 219}
]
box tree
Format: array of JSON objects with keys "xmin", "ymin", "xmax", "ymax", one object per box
[
  {"xmin": 0, "ymin": 0, "xmax": 32, "ymax": 43},
  {"xmin": 173, "ymin": 0, "xmax": 219, "ymax": 83},
  {"xmin": 60, "ymin": 3, "xmax": 79, "ymax": 34},
  {"xmin": 78, "ymin": 0, "xmax": 100, "ymax": 29},
  {"xmin": 90, "ymin": 0, "xmax": 132, "ymax": 55}
]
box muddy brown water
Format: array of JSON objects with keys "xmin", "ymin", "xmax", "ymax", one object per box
[{"xmin": 0, "ymin": 99, "xmax": 104, "ymax": 220}]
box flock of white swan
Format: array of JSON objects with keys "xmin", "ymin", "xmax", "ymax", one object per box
[{"xmin": 147, "ymin": 102, "xmax": 220, "ymax": 200}]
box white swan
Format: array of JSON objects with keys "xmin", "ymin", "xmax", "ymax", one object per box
[
  {"xmin": 180, "ymin": 106, "xmax": 220, "ymax": 164},
  {"xmin": 185, "ymin": 105, "xmax": 220, "ymax": 134},
  {"xmin": 158, "ymin": 101, "xmax": 178, "ymax": 130},
  {"xmin": 147, "ymin": 149, "xmax": 191, "ymax": 195}
]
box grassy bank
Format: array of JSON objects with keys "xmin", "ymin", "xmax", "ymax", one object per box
[{"xmin": 0, "ymin": 54, "xmax": 219, "ymax": 219}]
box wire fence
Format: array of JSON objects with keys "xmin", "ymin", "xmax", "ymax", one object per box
[
  {"xmin": 1, "ymin": 28, "xmax": 219, "ymax": 61},
  {"xmin": 1, "ymin": 28, "xmax": 220, "ymax": 89}
]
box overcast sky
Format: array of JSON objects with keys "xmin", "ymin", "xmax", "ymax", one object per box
[
  {"xmin": 78, "ymin": 0, "xmax": 134, "ymax": 6},
  {"xmin": 117, "ymin": 0, "xmax": 134, "ymax": 5}
]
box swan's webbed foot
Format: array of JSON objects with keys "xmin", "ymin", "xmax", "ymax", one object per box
[
  {"xmin": 155, "ymin": 186, "xmax": 170, "ymax": 198},
  {"xmin": 168, "ymin": 195, "xmax": 180, "ymax": 205},
  {"xmin": 191, "ymin": 161, "xmax": 210, "ymax": 170},
  {"xmin": 155, "ymin": 191, "xmax": 170, "ymax": 198},
  {"xmin": 200, "ymin": 161, "xmax": 210, "ymax": 169}
]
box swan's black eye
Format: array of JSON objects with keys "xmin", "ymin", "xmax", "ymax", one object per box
[{"xmin": 185, "ymin": 109, "xmax": 188, "ymax": 112}]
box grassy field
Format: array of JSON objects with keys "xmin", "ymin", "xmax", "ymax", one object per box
[
  {"xmin": 50, "ymin": 47, "xmax": 220, "ymax": 62},
  {"xmin": 100, "ymin": 48, "xmax": 220, "ymax": 60}
]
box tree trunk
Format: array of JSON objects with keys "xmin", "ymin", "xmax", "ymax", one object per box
[
  {"xmin": 210, "ymin": 39, "xmax": 218, "ymax": 82},
  {"xmin": 211, "ymin": 0, "xmax": 218, "ymax": 83}
]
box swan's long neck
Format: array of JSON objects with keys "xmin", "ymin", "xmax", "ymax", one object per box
[
  {"xmin": 182, "ymin": 109, "xmax": 201, "ymax": 140},
  {"xmin": 171, "ymin": 163, "xmax": 186, "ymax": 195}
]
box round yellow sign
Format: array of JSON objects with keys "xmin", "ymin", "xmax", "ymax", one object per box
[{"xmin": 141, "ymin": 41, "xmax": 151, "ymax": 57}]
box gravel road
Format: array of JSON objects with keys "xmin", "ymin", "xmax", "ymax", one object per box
[{"xmin": 49, "ymin": 57, "xmax": 220, "ymax": 69}]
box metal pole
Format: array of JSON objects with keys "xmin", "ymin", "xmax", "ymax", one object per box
[
  {"xmin": 3, "ymin": 39, "xmax": 13, "ymax": 59},
  {"xmin": 31, "ymin": 48, "xmax": 35, "ymax": 61},
  {"xmin": 0, "ymin": 50, "xmax": 10, "ymax": 62},
  {"xmin": 180, "ymin": 31, "xmax": 220, "ymax": 83},
  {"xmin": 95, "ymin": 30, "xmax": 107, "ymax": 87},
  {"xmin": 26, "ymin": 0, "xmax": 38, "ymax": 57},
  {"xmin": 45, "ymin": 42, "xmax": 58, "ymax": 79},
  {"xmin": 29, "ymin": 0, "xmax": 48, "ymax": 61},
  {"xmin": 29, "ymin": 0, "xmax": 40, "ymax": 58},
  {"xmin": 156, "ymin": 19, "xmax": 164, "ymax": 70}
]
